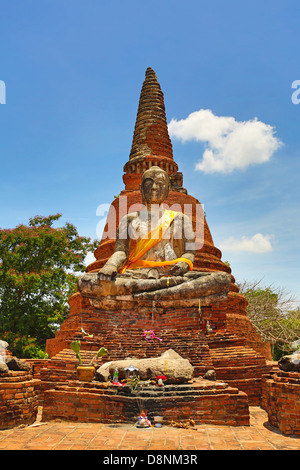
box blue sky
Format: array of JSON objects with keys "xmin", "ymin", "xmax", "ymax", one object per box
[{"xmin": 0, "ymin": 0, "xmax": 299, "ymax": 304}]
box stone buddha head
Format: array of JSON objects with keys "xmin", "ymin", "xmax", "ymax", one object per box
[{"xmin": 140, "ymin": 166, "xmax": 170, "ymax": 206}]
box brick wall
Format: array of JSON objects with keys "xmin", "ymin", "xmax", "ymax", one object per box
[
  {"xmin": 262, "ymin": 371, "xmax": 300, "ymax": 436},
  {"xmin": 208, "ymin": 342, "xmax": 269, "ymax": 405},
  {"xmin": 0, "ymin": 371, "xmax": 40, "ymax": 430},
  {"xmin": 46, "ymin": 295, "xmax": 218, "ymax": 365}
]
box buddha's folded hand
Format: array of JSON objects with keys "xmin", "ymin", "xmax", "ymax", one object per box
[
  {"xmin": 170, "ymin": 261, "xmax": 190, "ymax": 276},
  {"xmin": 98, "ymin": 264, "xmax": 118, "ymax": 281}
]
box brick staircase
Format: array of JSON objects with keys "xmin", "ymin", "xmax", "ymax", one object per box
[{"xmin": 208, "ymin": 343, "xmax": 269, "ymax": 405}]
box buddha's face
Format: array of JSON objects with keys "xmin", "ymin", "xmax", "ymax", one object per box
[{"xmin": 140, "ymin": 167, "xmax": 170, "ymax": 206}]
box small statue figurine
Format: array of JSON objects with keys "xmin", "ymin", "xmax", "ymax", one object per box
[{"xmin": 137, "ymin": 410, "xmax": 151, "ymax": 428}]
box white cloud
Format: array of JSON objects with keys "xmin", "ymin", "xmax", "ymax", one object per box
[
  {"xmin": 219, "ymin": 233, "xmax": 273, "ymax": 253},
  {"xmin": 168, "ymin": 109, "xmax": 282, "ymax": 173},
  {"xmin": 84, "ymin": 251, "xmax": 96, "ymax": 266}
]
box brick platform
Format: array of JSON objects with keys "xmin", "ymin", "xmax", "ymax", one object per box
[
  {"xmin": 41, "ymin": 378, "xmax": 250, "ymax": 427},
  {"xmin": 45, "ymin": 295, "xmax": 269, "ymax": 406},
  {"xmin": 0, "ymin": 371, "xmax": 40, "ymax": 430},
  {"xmin": 262, "ymin": 371, "xmax": 300, "ymax": 436}
]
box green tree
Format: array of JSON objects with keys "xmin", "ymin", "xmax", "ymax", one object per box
[
  {"xmin": 0, "ymin": 214, "xmax": 98, "ymax": 358},
  {"xmin": 238, "ymin": 279, "xmax": 300, "ymax": 359}
]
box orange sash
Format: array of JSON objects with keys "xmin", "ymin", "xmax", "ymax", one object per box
[{"xmin": 119, "ymin": 210, "xmax": 193, "ymax": 273}]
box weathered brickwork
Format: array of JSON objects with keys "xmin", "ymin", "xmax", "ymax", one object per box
[
  {"xmin": 262, "ymin": 371, "xmax": 300, "ymax": 436},
  {"xmin": 41, "ymin": 379, "xmax": 249, "ymax": 427},
  {"xmin": 0, "ymin": 371, "xmax": 40, "ymax": 430},
  {"xmin": 25, "ymin": 358, "xmax": 78, "ymax": 405},
  {"xmin": 45, "ymin": 297, "xmax": 268, "ymax": 405}
]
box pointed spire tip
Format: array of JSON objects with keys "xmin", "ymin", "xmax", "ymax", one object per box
[{"xmin": 145, "ymin": 67, "xmax": 157, "ymax": 79}]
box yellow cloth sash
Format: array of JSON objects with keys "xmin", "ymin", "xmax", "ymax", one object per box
[{"xmin": 119, "ymin": 210, "xmax": 193, "ymax": 273}]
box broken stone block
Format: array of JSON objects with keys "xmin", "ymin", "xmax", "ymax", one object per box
[
  {"xmin": 278, "ymin": 353, "xmax": 300, "ymax": 372},
  {"xmin": 96, "ymin": 349, "xmax": 194, "ymax": 384}
]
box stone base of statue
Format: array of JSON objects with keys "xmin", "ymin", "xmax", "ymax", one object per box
[
  {"xmin": 45, "ymin": 288, "xmax": 269, "ymax": 406},
  {"xmin": 77, "ymin": 270, "xmax": 232, "ymax": 311}
]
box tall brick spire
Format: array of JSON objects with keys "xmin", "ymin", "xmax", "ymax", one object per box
[
  {"xmin": 123, "ymin": 67, "xmax": 179, "ymax": 190},
  {"xmin": 129, "ymin": 67, "xmax": 174, "ymax": 162}
]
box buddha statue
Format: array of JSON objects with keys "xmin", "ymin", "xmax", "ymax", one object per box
[{"xmin": 78, "ymin": 166, "xmax": 231, "ymax": 309}]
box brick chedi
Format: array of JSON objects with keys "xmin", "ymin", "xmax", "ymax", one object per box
[
  {"xmin": 123, "ymin": 66, "xmax": 177, "ymax": 190},
  {"xmin": 84, "ymin": 67, "xmax": 271, "ymax": 360},
  {"xmin": 46, "ymin": 67, "xmax": 271, "ymax": 409}
]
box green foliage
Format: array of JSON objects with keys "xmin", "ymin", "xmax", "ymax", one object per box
[
  {"xmin": 238, "ymin": 279, "xmax": 300, "ymax": 359},
  {"xmin": 126, "ymin": 375, "xmax": 141, "ymax": 392},
  {"xmin": 97, "ymin": 347, "xmax": 108, "ymax": 358},
  {"xmin": 0, "ymin": 331, "xmax": 48, "ymax": 359},
  {"xmin": 70, "ymin": 340, "xmax": 82, "ymax": 364},
  {"xmin": 70, "ymin": 341, "xmax": 108, "ymax": 365},
  {"xmin": 0, "ymin": 214, "xmax": 98, "ymax": 358}
]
